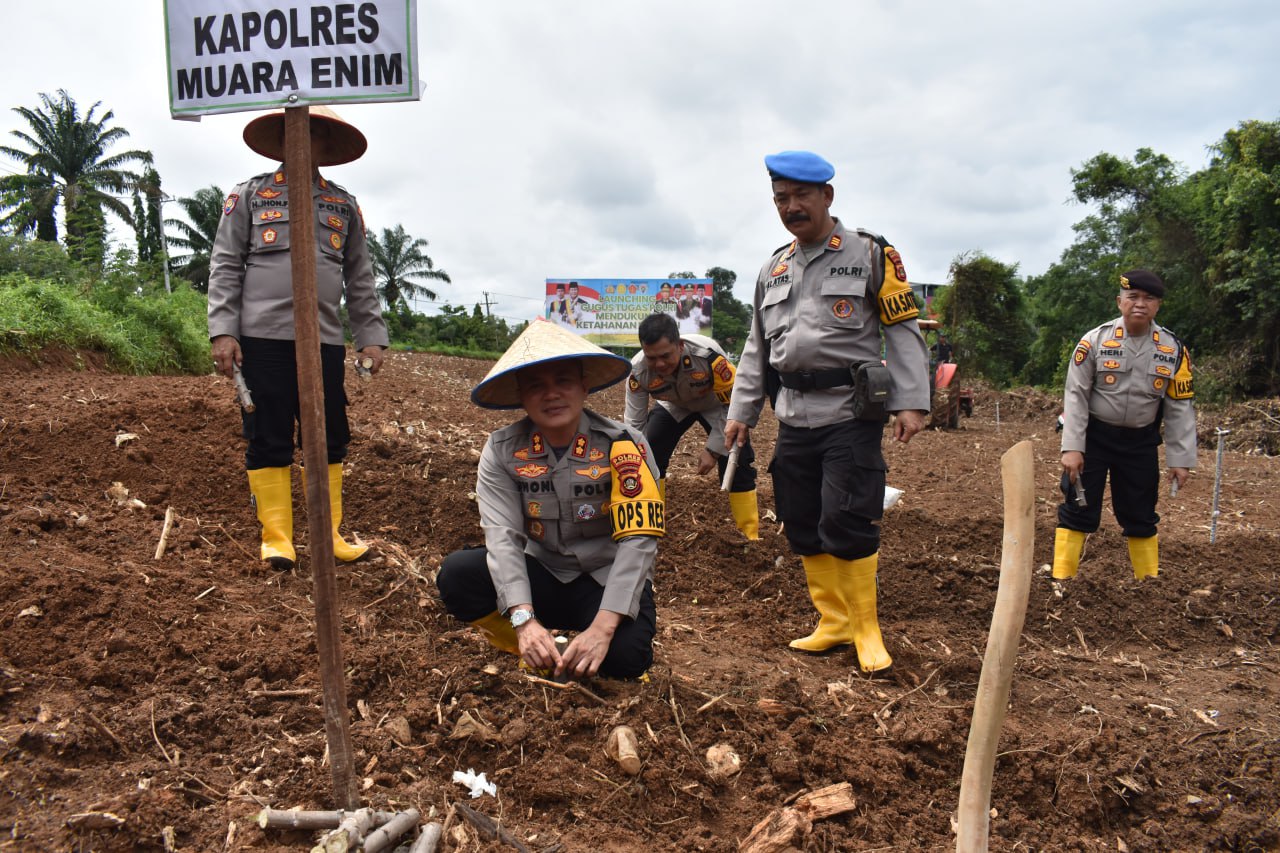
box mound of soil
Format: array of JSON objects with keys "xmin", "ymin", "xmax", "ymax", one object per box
[{"xmin": 1, "ymin": 351, "xmax": 1277, "ymax": 852}]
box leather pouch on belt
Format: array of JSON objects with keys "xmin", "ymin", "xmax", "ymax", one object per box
[{"xmin": 851, "ymin": 363, "xmax": 891, "ymax": 422}]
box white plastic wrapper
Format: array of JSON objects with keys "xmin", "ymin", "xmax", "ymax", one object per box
[
  {"xmin": 452, "ymin": 768, "xmax": 497, "ymax": 799},
  {"xmin": 883, "ymin": 486, "xmax": 904, "ymax": 511}
]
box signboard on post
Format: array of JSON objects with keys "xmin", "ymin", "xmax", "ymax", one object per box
[
  {"xmin": 545, "ymin": 278, "xmax": 714, "ymax": 347},
  {"xmin": 163, "ymin": 0, "xmax": 420, "ymax": 117}
]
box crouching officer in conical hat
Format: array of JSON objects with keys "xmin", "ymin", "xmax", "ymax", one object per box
[
  {"xmin": 624, "ymin": 312, "xmax": 760, "ymax": 540},
  {"xmin": 1053, "ymin": 269, "xmax": 1196, "ymax": 581},
  {"xmin": 208, "ymin": 106, "xmax": 388, "ymax": 570},
  {"xmin": 436, "ymin": 318, "xmax": 664, "ymax": 680},
  {"xmin": 725, "ymin": 150, "xmax": 931, "ymax": 673}
]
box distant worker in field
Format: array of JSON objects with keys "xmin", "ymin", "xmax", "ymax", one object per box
[
  {"xmin": 624, "ymin": 312, "xmax": 759, "ymax": 540},
  {"xmin": 931, "ymin": 333, "xmax": 953, "ymax": 364},
  {"xmin": 436, "ymin": 318, "xmax": 663, "ymax": 680},
  {"xmin": 725, "ymin": 150, "xmax": 929, "ymax": 673},
  {"xmin": 208, "ymin": 106, "xmax": 388, "ymax": 570},
  {"xmin": 1053, "ymin": 269, "xmax": 1196, "ymax": 581}
]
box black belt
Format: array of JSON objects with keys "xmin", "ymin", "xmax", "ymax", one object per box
[{"xmin": 776, "ymin": 366, "xmax": 855, "ymax": 391}]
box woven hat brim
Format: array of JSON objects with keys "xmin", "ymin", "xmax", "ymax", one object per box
[
  {"xmin": 471, "ymin": 318, "xmax": 632, "ymax": 409},
  {"xmin": 243, "ymin": 106, "xmax": 367, "ymax": 166}
]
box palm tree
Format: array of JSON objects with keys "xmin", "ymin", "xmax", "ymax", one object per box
[
  {"xmin": 367, "ymin": 224, "xmax": 451, "ymax": 312},
  {"xmin": 164, "ymin": 185, "xmax": 225, "ymax": 293},
  {"xmin": 0, "ymin": 89, "xmax": 153, "ymax": 265}
]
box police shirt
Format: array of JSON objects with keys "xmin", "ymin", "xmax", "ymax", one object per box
[
  {"xmin": 1061, "ymin": 317, "xmax": 1196, "ymax": 468},
  {"xmin": 727, "ymin": 219, "xmax": 930, "ymax": 429},
  {"xmin": 208, "ymin": 168, "xmax": 389, "ymax": 350},
  {"xmin": 477, "ymin": 409, "xmax": 661, "ymax": 619},
  {"xmin": 624, "ymin": 334, "xmax": 736, "ymax": 456}
]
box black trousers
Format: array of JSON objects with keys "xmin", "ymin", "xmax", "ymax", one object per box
[
  {"xmin": 239, "ymin": 337, "xmax": 350, "ymax": 470},
  {"xmin": 643, "ymin": 407, "xmax": 757, "ymax": 492},
  {"xmin": 436, "ymin": 547, "xmax": 657, "ymax": 679},
  {"xmin": 1057, "ymin": 418, "xmax": 1160, "ymax": 538},
  {"xmin": 770, "ymin": 419, "xmax": 886, "ymax": 560}
]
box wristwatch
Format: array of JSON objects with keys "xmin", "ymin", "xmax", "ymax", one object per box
[{"xmin": 509, "ymin": 607, "xmax": 535, "ymax": 629}]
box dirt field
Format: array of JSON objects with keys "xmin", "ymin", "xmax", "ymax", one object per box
[{"xmin": 1, "ymin": 350, "xmax": 1277, "ymax": 852}]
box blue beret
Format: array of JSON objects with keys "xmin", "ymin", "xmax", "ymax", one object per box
[{"xmin": 765, "ymin": 150, "xmax": 835, "ymax": 184}]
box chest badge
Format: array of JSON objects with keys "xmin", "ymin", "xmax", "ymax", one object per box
[
  {"xmin": 770, "ymin": 260, "xmax": 789, "ymax": 278},
  {"xmin": 527, "ymin": 501, "xmax": 542, "ymax": 517},
  {"xmin": 259, "ymin": 210, "xmax": 283, "ymax": 221},
  {"xmin": 832, "ymin": 299, "xmax": 854, "ymax": 319},
  {"xmin": 329, "ymin": 233, "xmax": 343, "ymax": 250},
  {"xmin": 1103, "ymin": 374, "xmax": 1117, "ymax": 385},
  {"xmin": 515, "ymin": 463, "xmax": 549, "ymax": 478},
  {"xmin": 256, "ymin": 187, "xmax": 282, "ymax": 199},
  {"xmin": 1102, "ymin": 359, "xmax": 1120, "ymax": 370},
  {"xmin": 575, "ymin": 465, "xmax": 607, "ymax": 480},
  {"xmin": 576, "ymin": 504, "xmax": 598, "ymax": 521},
  {"xmin": 262, "ymin": 228, "xmax": 278, "ymax": 245}
]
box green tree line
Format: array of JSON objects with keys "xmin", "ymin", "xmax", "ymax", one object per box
[{"xmin": 3, "ymin": 90, "xmax": 1278, "ymax": 399}]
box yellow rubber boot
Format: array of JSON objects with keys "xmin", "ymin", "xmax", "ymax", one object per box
[
  {"xmin": 790, "ymin": 554, "xmax": 854, "ymax": 652},
  {"xmin": 247, "ymin": 467, "xmax": 295, "ymax": 569},
  {"xmin": 728, "ymin": 489, "xmax": 760, "ymax": 541},
  {"xmin": 839, "ymin": 553, "xmax": 892, "ymax": 673},
  {"xmin": 326, "ymin": 463, "xmax": 370, "ymax": 562},
  {"xmin": 1052, "ymin": 528, "xmax": 1086, "ymax": 579},
  {"xmin": 470, "ymin": 611, "xmax": 519, "ymax": 654},
  {"xmin": 1128, "ymin": 535, "xmax": 1159, "ymax": 580},
  {"xmin": 300, "ymin": 465, "xmax": 371, "ymax": 562}
]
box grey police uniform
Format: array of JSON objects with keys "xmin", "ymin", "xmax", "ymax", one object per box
[
  {"xmin": 728, "ymin": 218, "xmax": 929, "ymax": 557},
  {"xmin": 1058, "ymin": 317, "xmax": 1196, "ymax": 536},
  {"xmin": 624, "ymin": 333, "xmax": 756, "ymax": 494},
  {"xmin": 436, "ymin": 409, "xmax": 660, "ymax": 678},
  {"xmin": 208, "ymin": 168, "xmax": 389, "ymax": 469}
]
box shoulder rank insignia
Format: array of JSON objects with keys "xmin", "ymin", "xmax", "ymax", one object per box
[
  {"xmin": 628, "ymin": 376, "xmax": 640, "ymax": 392},
  {"xmin": 1113, "ymin": 327, "xmax": 1124, "ymax": 339},
  {"xmin": 530, "ymin": 433, "xmax": 545, "ymax": 454},
  {"xmin": 274, "ymin": 171, "xmax": 286, "ymax": 185},
  {"xmin": 572, "ymin": 435, "xmax": 588, "ymax": 459},
  {"xmin": 827, "ymin": 233, "xmax": 842, "ymax": 250}
]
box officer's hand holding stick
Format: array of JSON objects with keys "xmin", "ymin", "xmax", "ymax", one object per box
[{"xmin": 720, "ymin": 445, "xmax": 741, "ymax": 492}]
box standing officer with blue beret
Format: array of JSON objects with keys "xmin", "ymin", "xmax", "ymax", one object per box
[
  {"xmin": 1053, "ymin": 269, "xmax": 1196, "ymax": 581},
  {"xmin": 725, "ymin": 150, "xmax": 929, "ymax": 673}
]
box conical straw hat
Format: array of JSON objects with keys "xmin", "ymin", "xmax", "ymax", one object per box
[
  {"xmin": 242, "ymin": 105, "xmax": 367, "ymax": 166},
  {"xmin": 471, "ymin": 317, "xmax": 632, "ymax": 410}
]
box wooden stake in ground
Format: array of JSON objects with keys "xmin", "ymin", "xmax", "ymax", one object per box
[
  {"xmin": 284, "ymin": 105, "xmax": 358, "ymax": 812},
  {"xmin": 955, "ymin": 440, "xmax": 1034, "ymax": 853}
]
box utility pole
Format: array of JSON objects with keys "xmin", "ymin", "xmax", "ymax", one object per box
[{"xmin": 482, "ymin": 291, "xmax": 494, "ymax": 317}]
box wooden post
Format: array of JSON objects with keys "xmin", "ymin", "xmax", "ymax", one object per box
[
  {"xmin": 955, "ymin": 440, "xmax": 1035, "ymax": 852},
  {"xmin": 283, "ymin": 105, "xmax": 358, "ymax": 812}
]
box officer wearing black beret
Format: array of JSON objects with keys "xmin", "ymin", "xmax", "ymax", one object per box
[
  {"xmin": 724, "ymin": 150, "xmax": 930, "ymax": 673},
  {"xmin": 1053, "ymin": 269, "xmax": 1196, "ymax": 581}
]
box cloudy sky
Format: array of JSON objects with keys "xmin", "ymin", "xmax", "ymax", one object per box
[{"xmin": 3, "ymin": 1, "xmax": 1277, "ymax": 325}]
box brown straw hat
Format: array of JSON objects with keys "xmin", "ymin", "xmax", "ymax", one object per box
[
  {"xmin": 242, "ymin": 105, "xmax": 368, "ymax": 166},
  {"xmin": 471, "ymin": 318, "xmax": 632, "ymax": 410}
]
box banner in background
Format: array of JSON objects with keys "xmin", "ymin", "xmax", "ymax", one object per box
[
  {"xmin": 164, "ymin": 1, "xmax": 420, "ymax": 117},
  {"xmin": 545, "ymin": 279, "xmax": 713, "ymax": 346}
]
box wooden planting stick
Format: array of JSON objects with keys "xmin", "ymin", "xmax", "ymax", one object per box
[
  {"xmin": 256, "ymin": 808, "xmax": 397, "ymax": 831},
  {"xmin": 154, "ymin": 506, "xmax": 175, "ymax": 560},
  {"xmin": 408, "ymin": 822, "xmax": 443, "ymax": 853},
  {"xmin": 955, "ymin": 441, "xmax": 1034, "ymax": 853},
  {"xmin": 311, "ymin": 807, "xmax": 375, "ymax": 853},
  {"xmin": 362, "ymin": 808, "xmax": 420, "ymax": 853}
]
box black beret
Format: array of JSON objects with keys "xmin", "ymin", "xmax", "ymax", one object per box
[{"xmin": 1119, "ymin": 269, "xmax": 1165, "ymax": 298}]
